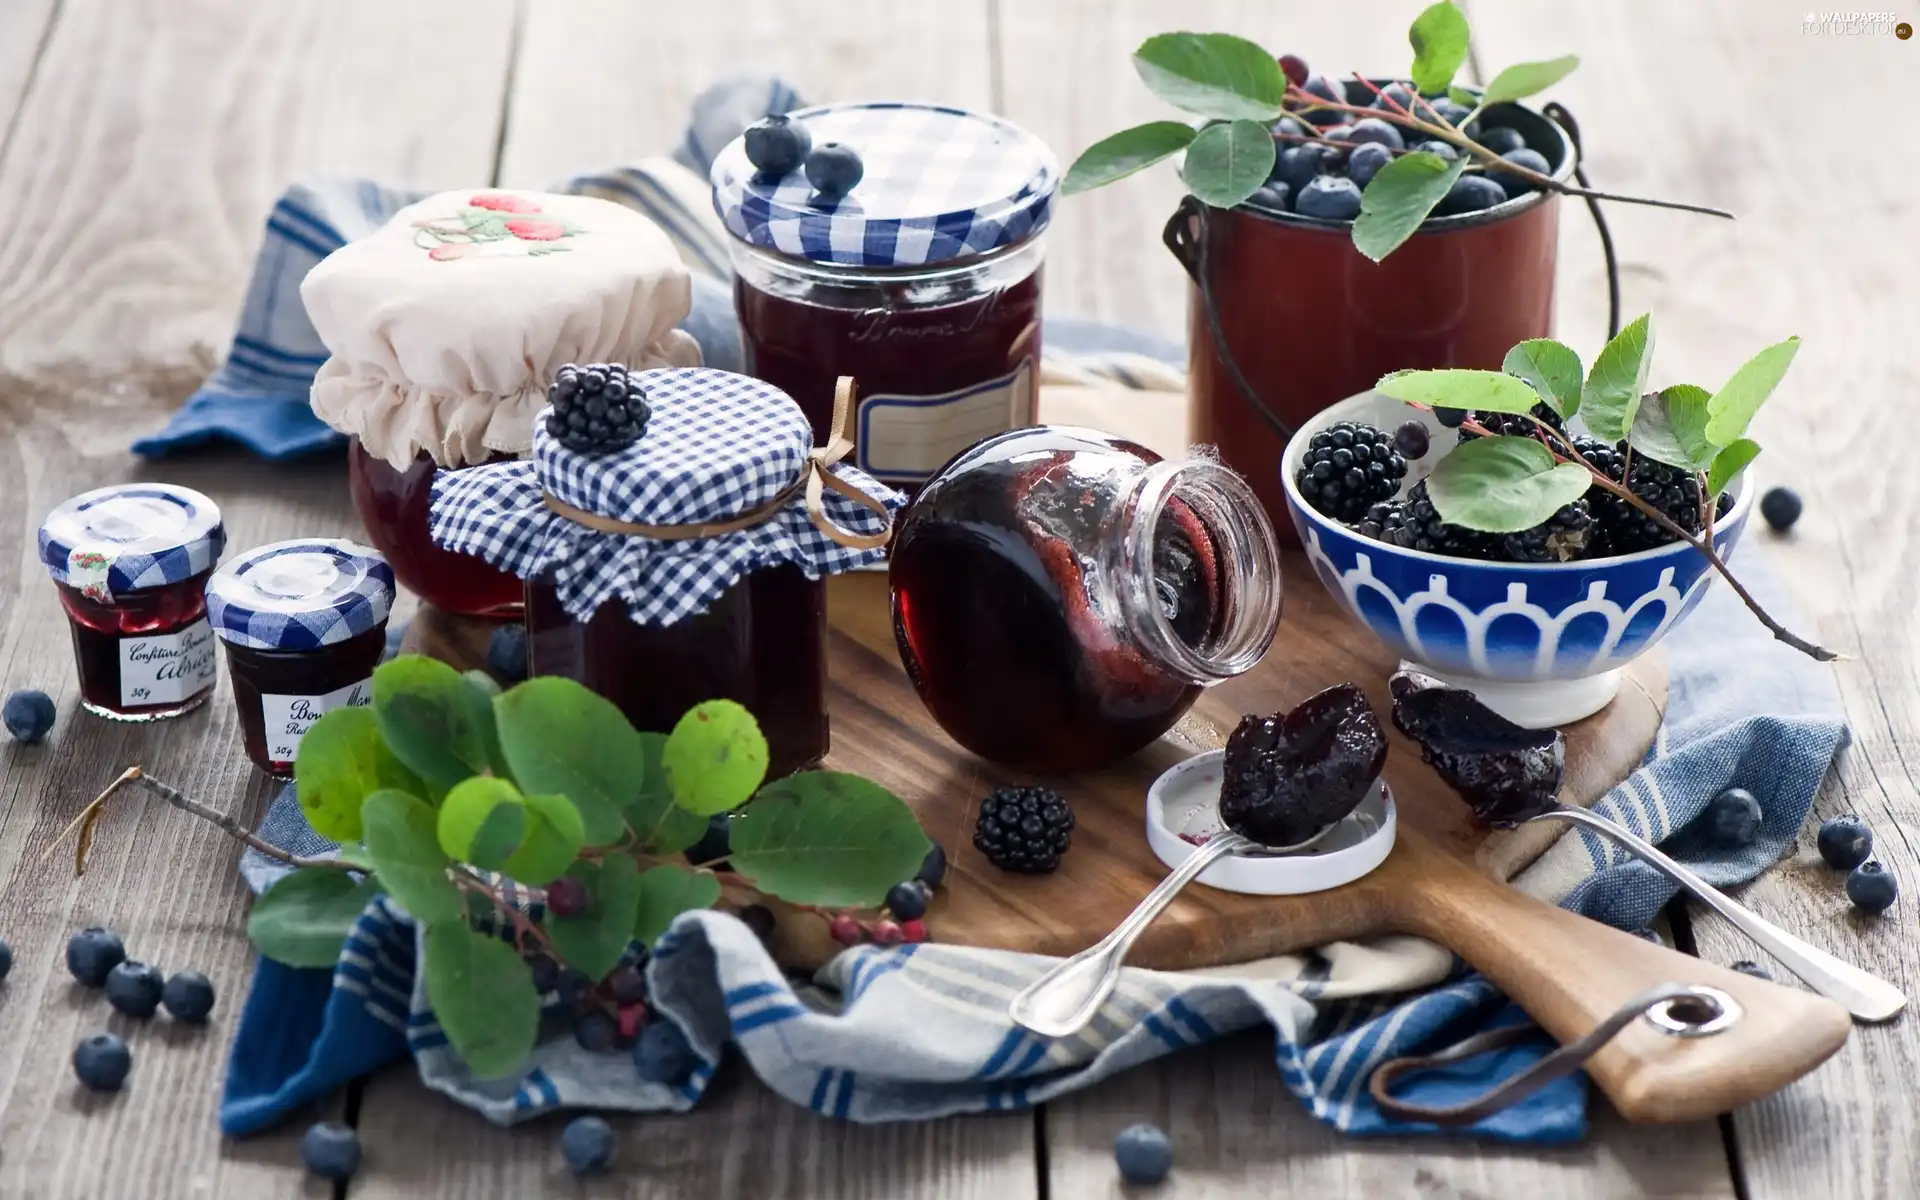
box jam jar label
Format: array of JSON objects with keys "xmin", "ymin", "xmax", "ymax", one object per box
[
  {"xmin": 119, "ymin": 620, "xmax": 218, "ymax": 707},
  {"xmin": 260, "ymin": 678, "xmax": 373, "ymax": 763},
  {"xmin": 855, "ymin": 360, "xmax": 1035, "ymax": 483}
]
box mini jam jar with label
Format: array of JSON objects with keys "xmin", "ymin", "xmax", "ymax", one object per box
[
  {"xmin": 38, "ymin": 484, "xmax": 226, "ymax": 721},
  {"xmin": 204, "ymin": 539, "xmax": 395, "ymax": 776},
  {"xmin": 710, "ymin": 103, "xmax": 1057, "ymax": 491}
]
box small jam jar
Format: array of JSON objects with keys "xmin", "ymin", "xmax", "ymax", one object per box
[
  {"xmin": 301, "ymin": 188, "xmax": 703, "ymax": 615},
  {"xmin": 428, "ymin": 367, "xmax": 901, "ymax": 779},
  {"xmin": 890, "ymin": 427, "xmax": 1283, "ymax": 773},
  {"xmin": 38, "ymin": 484, "xmax": 226, "ymax": 721},
  {"xmin": 710, "ymin": 103, "xmax": 1057, "ymax": 491},
  {"xmin": 205, "ymin": 539, "xmax": 395, "ymax": 776}
]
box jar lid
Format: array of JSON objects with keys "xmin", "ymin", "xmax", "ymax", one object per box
[
  {"xmin": 38, "ymin": 483, "xmax": 226, "ymax": 601},
  {"xmin": 204, "ymin": 539, "xmax": 396, "ymax": 651},
  {"xmin": 709, "ymin": 102, "xmax": 1058, "ymax": 268},
  {"xmin": 428, "ymin": 367, "xmax": 902, "ymax": 626}
]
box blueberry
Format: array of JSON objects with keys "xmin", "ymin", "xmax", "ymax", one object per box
[
  {"xmin": 1470, "ymin": 124, "xmax": 1527, "ymax": 156},
  {"xmin": 1432, "ymin": 99, "xmax": 1473, "ymax": 126},
  {"xmin": 561, "ymin": 1115, "xmax": 617, "ymax": 1176},
  {"xmin": 1345, "ymin": 117, "xmax": 1405, "ymax": 151},
  {"xmin": 1490, "ymin": 147, "xmax": 1551, "ymax": 198},
  {"xmin": 606, "ymin": 962, "xmax": 648, "ymax": 1006},
  {"xmin": 557, "ymin": 967, "xmax": 594, "ymax": 1010},
  {"xmin": 1323, "ymin": 125, "xmax": 1356, "ymax": 146},
  {"xmin": 574, "ymin": 1009, "xmax": 620, "ymax": 1053},
  {"xmin": 633, "ymin": 1018, "xmax": 699, "ymax": 1085},
  {"xmin": 886, "ymin": 880, "xmax": 930, "ymax": 921},
  {"xmin": 685, "ymin": 814, "xmax": 731, "ymax": 867},
  {"xmin": 486, "ymin": 623, "xmax": 528, "ymax": 684},
  {"xmin": 1434, "ymin": 407, "xmax": 1467, "ymax": 428},
  {"xmin": 1294, "ymin": 73, "xmax": 1348, "ymax": 126},
  {"xmin": 301, "ymin": 1121, "xmax": 362, "ymax": 1181},
  {"xmin": 1847, "ymin": 861, "xmax": 1898, "ymax": 913},
  {"xmin": 1369, "ymin": 82, "xmax": 1419, "ymax": 114},
  {"xmin": 73, "ymin": 1033, "xmax": 131, "ymax": 1091},
  {"xmin": 1114, "ymin": 1123, "xmax": 1174, "ymax": 1186},
  {"xmin": 161, "ymin": 970, "xmax": 216, "ymax": 1022},
  {"xmin": 916, "ymin": 842, "xmax": 948, "ymax": 889},
  {"xmin": 1761, "ymin": 486, "xmax": 1803, "ymax": 532},
  {"xmin": 1393, "ymin": 421, "xmax": 1431, "ymax": 460},
  {"xmin": 1273, "ymin": 143, "xmax": 1336, "ymax": 192},
  {"xmin": 1704, "ymin": 787, "xmax": 1762, "ymax": 848},
  {"xmin": 742, "ymin": 113, "xmax": 812, "ymax": 177},
  {"xmin": 1817, "ymin": 814, "xmax": 1873, "ymax": 870},
  {"xmin": 0, "ymin": 938, "xmax": 10, "ymax": 982},
  {"xmin": 1346, "ymin": 143, "xmax": 1393, "ymax": 189},
  {"xmin": 1434, "ymin": 173, "xmax": 1507, "ymax": 216},
  {"xmin": 3, "ymin": 690, "xmax": 55, "ymax": 744},
  {"xmin": 1294, "ymin": 176, "xmax": 1364, "ymax": 221},
  {"xmin": 529, "ymin": 954, "xmax": 561, "ymax": 995},
  {"xmin": 1413, "ymin": 139, "xmax": 1459, "ymax": 161},
  {"xmin": 1270, "ymin": 116, "xmax": 1308, "ymax": 142},
  {"xmin": 66, "ymin": 927, "xmax": 125, "ymax": 988},
  {"xmin": 105, "ymin": 960, "xmax": 165, "ymax": 1018},
  {"xmin": 1730, "ymin": 960, "xmax": 1772, "ymax": 981},
  {"xmin": 1248, "ymin": 184, "xmax": 1291, "ymax": 212},
  {"xmin": 804, "ymin": 143, "xmax": 863, "ymax": 196}
]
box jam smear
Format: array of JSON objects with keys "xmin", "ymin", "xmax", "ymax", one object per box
[
  {"xmin": 1217, "ymin": 684, "xmax": 1387, "ymax": 847},
  {"xmin": 350, "ymin": 440, "xmax": 524, "ymax": 617},
  {"xmin": 56, "ymin": 572, "xmax": 217, "ymax": 719},
  {"xmin": 1388, "ymin": 670, "xmax": 1564, "ymax": 826},
  {"xmin": 223, "ymin": 625, "xmax": 387, "ymax": 777}
]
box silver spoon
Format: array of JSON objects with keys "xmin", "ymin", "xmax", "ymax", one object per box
[
  {"xmin": 1008, "ymin": 823, "xmax": 1341, "ymax": 1039},
  {"xmin": 1527, "ymin": 806, "xmax": 1906, "ymax": 1023}
]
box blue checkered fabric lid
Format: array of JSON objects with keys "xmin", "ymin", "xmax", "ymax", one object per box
[
  {"xmin": 38, "ymin": 483, "xmax": 226, "ymax": 600},
  {"xmin": 205, "ymin": 539, "xmax": 396, "ymax": 651},
  {"xmin": 709, "ymin": 102, "xmax": 1058, "ymax": 268},
  {"xmin": 428, "ymin": 368, "xmax": 901, "ymax": 626}
]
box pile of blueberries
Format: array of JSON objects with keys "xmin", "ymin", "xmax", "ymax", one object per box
[
  {"xmin": 742, "ymin": 114, "xmax": 864, "ymax": 198},
  {"xmin": 59, "ymin": 926, "xmax": 218, "ymax": 1094},
  {"xmin": 1252, "ymin": 54, "xmax": 1550, "ymax": 223}
]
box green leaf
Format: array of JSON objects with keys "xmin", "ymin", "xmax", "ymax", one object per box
[
  {"xmin": 1180, "ymin": 119, "xmax": 1276, "ymax": 209},
  {"xmin": 1351, "ymin": 152, "xmax": 1467, "ymax": 261},
  {"xmin": 423, "ymin": 923, "xmax": 539, "ymax": 1079},
  {"xmin": 1502, "ymin": 339, "xmax": 1583, "ymax": 417},
  {"xmin": 664, "ymin": 700, "xmax": 770, "ymax": 817},
  {"xmin": 1479, "ymin": 55, "xmax": 1580, "ymax": 105},
  {"xmin": 360, "ymin": 790, "xmax": 464, "ymax": 925},
  {"xmin": 372, "ymin": 656, "xmax": 499, "ymax": 796},
  {"xmin": 1704, "ymin": 337, "xmax": 1801, "ymax": 446},
  {"xmin": 1580, "ymin": 313, "xmax": 1657, "ymax": 443},
  {"xmin": 294, "ymin": 706, "xmax": 424, "ymax": 842},
  {"xmin": 1375, "ymin": 366, "xmax": 1545, "ymax": 415},
  {"xmin": 728, "ymin": 772, "xmax": 933, "ymax": 908},
  {"xmin": 247, "ymin": 867, "xmax": 381, "ymax": 968},
  {"xmin": 546, "ymin": 855, "xmax": 642, "ymax": 981},
  {"xmin": 1408, "ymin": 2, "xmax": 1471, "ymax": 95},
  {"xmin": 437, "ymin": 776, "xmax": 527, "ymax": 870},
  {"xmin": 501, "ymin": 793, "xmax": 586, "ymax": 887},
  {"xmin": 1707, "ymin": 439, "xmax": 1761, "ymax": 499},
  {"xmin": 1062, "ymin": 122, "xmax": 1198, "ymax": 195},
  {"xmin": 463, "ymin": 669, "xmax": 502, "ymax": 699},
  {"xmin": 1132, "ymin": 32, "xmax": 1289, "ymax": 121},
  {"xmin": 1447, "ymin": 84, "xmax": 1479, "ymax": 107},
  {"xmin": 1426, "ymin": 435, "xmax": 1596, "ymax": 533},
  {"xmin": 625, "ymin": 733, "xmax": 708, "ymax": 854},
  {"xmin": 633, "ymin": 865, "xmax": 722, "ymax": 945},
  {"xmin": 1627, "ymin": 384, "xmax": 1716, "ymax": 471},
  {"xmin": 493, "ymin": 677, "xmax": 643, "ymax": 846}
]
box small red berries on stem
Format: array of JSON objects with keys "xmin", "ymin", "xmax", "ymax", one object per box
[
  {"xmin": 1278, "ymin": 53, "xmax": 1309, "ymax": 87},
  {"xmin": 545, "ymin": 876, "xmax": 590, "ymax": 918},
  {"xmin": 829, "ymin": 914, "xmax": 863, "ymax": 946}
]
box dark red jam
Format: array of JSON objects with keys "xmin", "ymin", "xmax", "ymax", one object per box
[
  {"xmin": 526, "ymin": 565, "xmax": 827, "ymax": 780},
  {"xmin": 56, "ymin": 572, "xmax": 218, "ymax": 720},
  {"xmin": 350, "ymin": 440, "xmax": 524, "ymax": 616},
  {"xmin": 222, "ymin": 625, "xmax": 386, "ymax": 777}
]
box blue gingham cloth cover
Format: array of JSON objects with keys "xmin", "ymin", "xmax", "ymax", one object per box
[
  {"xmin": 204, "ymin": 539, "xmax": 395, "ymax": 651},
  {"xmin": 430, "ymin": 369, "xmax": 897, "ymax": 626},
  {"xmin": 36, "ymin": 483, "xmax": 227, "ymax": 595},
  {"xmin": 707, "ymin": 102, "xmax": 1057, "ymax": 267}
]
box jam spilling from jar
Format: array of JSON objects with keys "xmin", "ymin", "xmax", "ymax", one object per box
[
  {"xmin": 56, "ymin": 572, "xmax": 218, "ymax": 720},
  {"xmin": 1389, "ymin": 669, "xmax": 1565, "ymax": 826},
  {"xmin": 350, "ymin": 441, "xmax": 524, "ymax": 617},
  {"xmin": 525, "ymin": 565, "xmax": 828, "ymax": 780},
  {"xmin": 223, "ymin": 625, "xmax": 386, "ymax": 777}
]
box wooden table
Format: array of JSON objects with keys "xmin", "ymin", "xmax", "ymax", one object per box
[{"xmin": 0, "ymin": 1, "xmax": 1909, "ymax": 1195}]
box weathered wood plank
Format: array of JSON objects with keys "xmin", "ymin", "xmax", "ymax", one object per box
[{"xmin": 1467, "ymin": 3, "xmax": 1917, "ymax": 1197}]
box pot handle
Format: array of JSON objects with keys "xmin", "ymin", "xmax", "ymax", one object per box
[{"xmin": 1544, "ymin": 101, "xmax": 1622, "ymax": 340}]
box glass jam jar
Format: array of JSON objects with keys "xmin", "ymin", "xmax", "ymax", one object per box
[
  {"xmin": 348, "ymin": 443, "xmax": 523, "ymax": 616},
  {"xmin": 890, "ymin": 427, "xmax": 1282, "ymax": 773},
  {"xmin": 711, "ymin": 103, "xmax": 1057, "ymax": 491},
  {"xmin": 205, "ymin": 539, "xmax": 395, "ymax": 776},
  {"xmin": 38, "ymin": 484, "xmax": 226, "ymax": 721}
]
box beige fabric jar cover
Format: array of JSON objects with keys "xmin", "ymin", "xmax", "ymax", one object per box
[{"xmin": 301, "ymin": 189, "xmax": 702, "ymax": 470}]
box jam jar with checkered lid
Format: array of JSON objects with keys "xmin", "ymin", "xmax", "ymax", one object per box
[
  {"xmin": 429, "ymin": 367, "xmax": 901, "ymax": 779},
  {"xmin": 205, "ymin": 539, "xmax": 396, "ymax": 776},
  {"xmin": 38, "ymin": 483, "xmax": 226, "ymax": 721},
  {"xmin": 711, "ymin": 103, "xmax": 1057, "ymax": 493}
]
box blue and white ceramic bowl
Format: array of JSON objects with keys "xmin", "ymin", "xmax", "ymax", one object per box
[{"xmin": 1281, "ymin": 391, "xmax": 1752, "ymax": 727}]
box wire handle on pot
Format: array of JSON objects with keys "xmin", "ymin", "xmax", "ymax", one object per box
[{"xmin": 1544, "ymin": 101, "xmax": 1622, "ymax": 341}]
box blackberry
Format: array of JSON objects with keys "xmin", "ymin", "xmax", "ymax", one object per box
[
  {"xmin": 1353, "ymin": 500, "xmax": 1405, "ymax": 543},
  {"xmin": 1499, "ymin": 498, "xmax": 1592, "ymax": 563},
  {"xmin": 972, "ymin": 785, "xmax": 1075, "ymax": 874},
  {"xmin": 545, "ymin": 363, "xmax": 650, "ymax": 455},
  {"xmin": 1600, "ymin": 453, "xmax": 1703, "ymax": 554},
  {"xmin": 1570, "ymin": 437, "xmax": 1631, "ymax": 558},
  {"xmin": 1390, "ymin": 482, "xmax": 1502, "ymax": 559},
  {"xmin": 1295, "ymin": 422, "xmax": 1408, "ymax": 523},
  {"xmin": 1457, "ymin": 401, "xmax": 1565, "ymax": 445}
]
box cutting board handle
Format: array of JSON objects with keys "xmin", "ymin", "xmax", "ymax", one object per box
[{"xmin": 1392, "ymin": 834, "xmax": 1850, "ymax": 1123}]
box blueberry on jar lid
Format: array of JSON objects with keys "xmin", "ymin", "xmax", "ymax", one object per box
[
  {"xmin": 743, "ymin": 113, "xmax": 812, "ymax": 176},
  {"xmin": 805, "ymin": 142, "xmax": 864, "ymax": 197},
  {"xmin": 547, "ymin": 363, "xmax": 652, "ymax": 454}
]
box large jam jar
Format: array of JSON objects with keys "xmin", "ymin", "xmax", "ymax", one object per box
[
  {"xmin": 301, "ymin": 188, "xmax": 703, "ymax": 615},
  {"xmin": 38, "ymin": 484, "xmax": 226, "ymax": 721},
  {"xmin": 710, "ymin": 103, "xmax": 1057, "ymax": 492},
  {"xmin": 890, "ymin": 427, "xmax": 1282, "ymax": 773},
  {"xmin": 205, "ymin": 539, "xmax": 395, "ymax": 776},
  {"xmin": 430, "ymin": 367, "xmax": 900, "ymax": 779}
]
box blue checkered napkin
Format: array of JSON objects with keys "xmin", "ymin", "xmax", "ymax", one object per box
[
  {"xmin": 37, "ymin": 483, "xmax": 226, "ymax": 594},
  {"xmin": 709, "ymin": 102, "xmax": 1058, "ymax": 267},
  {"xmin": 429, "ymin": 368, "xmax": 901, "ymax": 626},
  {"xmin": 205, "ymin": 539, "xmax": 395, "ymax": 651}
]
